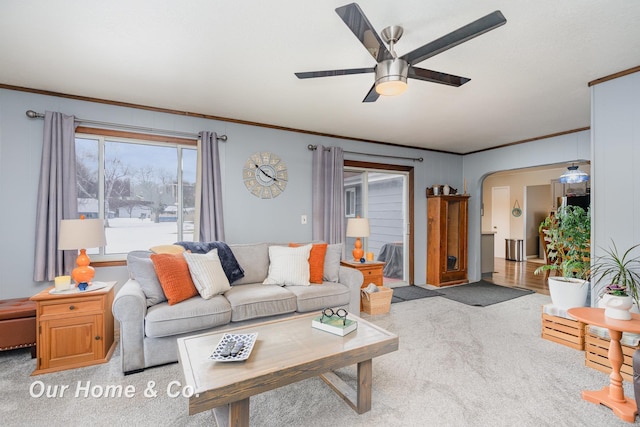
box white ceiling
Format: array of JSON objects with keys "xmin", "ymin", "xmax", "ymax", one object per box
[{"xmin": 1, "ymin": 1, "xmax": 639, "ymax": 153}]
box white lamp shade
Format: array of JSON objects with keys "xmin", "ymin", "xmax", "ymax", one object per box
[
  {"xmin": 346, "ymin": 218, "xmax": 370, "ymax": 238},
  {"xmin": 58, "ymin": 218, "xmax": 107, "ymax": 250}
]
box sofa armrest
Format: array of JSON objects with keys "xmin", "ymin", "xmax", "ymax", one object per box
[
  {"xmin": 338, "ymin": 266, "xmax": 363, "ymax": 315},
  {"xmin": 112, "ymin": 279, "xmax": 147, "ymax": 374}
]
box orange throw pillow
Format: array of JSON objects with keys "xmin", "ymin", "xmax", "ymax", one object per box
[
  {"xmin": 289, "ymin": 242, "xmax": 328, "ymax": 284},
  {"xmin": 150, "ymin": 253, "xmax": 198, "ymax": 305}
]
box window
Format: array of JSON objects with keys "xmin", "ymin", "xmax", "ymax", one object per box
[
  {"xmin": 76, "ymin": 131, "xmax": 197, "ymax": 260},
  {"xmin": 345, "ymin": 188, "xmax": 356, "ymax": 217}
]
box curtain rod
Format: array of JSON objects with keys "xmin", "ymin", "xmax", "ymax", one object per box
[
  {"xmin": 307, "ymin": 144, "xmax": 423, "ymax": 162},
  {"xmin": 25, "ymin": 110, "xmax": 227, "ymax": 141}
]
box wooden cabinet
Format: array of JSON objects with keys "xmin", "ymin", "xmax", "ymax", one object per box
[
  {"xmin": 30, "ymin": 282, "xmax": 116, "ymax": 375},
  {"xmin": 340, "ymin": 261, "xmax": 385, "ymax": 288},
  {"xmin": 427, "ymin": 195, "xmax": 469, "ymax": 287}
]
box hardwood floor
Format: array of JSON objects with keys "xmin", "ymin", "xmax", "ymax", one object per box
[{"xmin": 485, "ymin": 257, "xmax": 550, "ymax": 295}]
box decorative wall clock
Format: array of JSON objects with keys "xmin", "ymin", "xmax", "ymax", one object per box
[{"xmin": 242, "ymin": 152, "xmax": 288, "ymax": 199}]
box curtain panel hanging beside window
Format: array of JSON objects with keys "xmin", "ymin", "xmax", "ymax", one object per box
[
  {"xmin": 198, "ymin": 131, "xmax": 225, "ymax": 242},
  {"xmin": 33, "ymin": 111, "xmax": 79, "ymax": 281},
  {"xmin": 312, "ymin": 145, "xmax": 345, "ymax": 244}
]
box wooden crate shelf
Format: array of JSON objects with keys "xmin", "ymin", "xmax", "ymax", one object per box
[
  {"xmin": 541, "ymin": 311, "xmax": 585, "ymax": 350},
  {"xmin": 585, "ymin": 332, "xmax": 639, "ymax": 383}
]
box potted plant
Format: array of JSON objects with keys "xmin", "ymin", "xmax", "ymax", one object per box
[
  {"xmin": 591, "ymin": 241, "xmax": 640, "ymax": 314},
  {"xmin": 598, "ymin": 283, "xmax": 634, "ymax": 320},
  {"xmin": 534, "ymin": 205, "xmax": 591, "ymax": 310}
]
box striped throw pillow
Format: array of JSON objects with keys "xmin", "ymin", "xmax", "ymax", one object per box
[
  {"xmin": 183, "ymin": 249, "xmax": 231, "ymax": 299},
  {"xmin": 263, "ymin": 244, "xmax": 312, "ymax": 286}
]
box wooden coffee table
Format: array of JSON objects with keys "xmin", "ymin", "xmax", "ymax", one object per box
[{"xmin": 177, "ymin": 312, "xmax": 399, "ymax": 427}]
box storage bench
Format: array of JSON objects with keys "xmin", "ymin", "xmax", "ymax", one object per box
[
  {"xmin": 541, "ymin": 304, "xmax": 585, "ymax": 350},
  {"xmin": 584, "ymin": 325, "xmax": 640, "ymax": 383},
  {"xmin": 0, "ymin": 297, "xmax": 37, "ymax": 357}
]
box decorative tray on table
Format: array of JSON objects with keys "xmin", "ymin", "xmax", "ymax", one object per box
[
  {"xmin": 49, "ymin": 282, "xmax": 109, "ymax": 295},
  {"xmin": 209, "ymin": 333, "xmax": 258, "ymax": 362}
]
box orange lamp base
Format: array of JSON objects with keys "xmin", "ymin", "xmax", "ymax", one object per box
[
  {"xmin": 352, "ymin": 237, "xmax": 364, "ymax": 261},
  {"xmin": 72, "ymin": 249, "xmax": 95, "ymax": 289}
]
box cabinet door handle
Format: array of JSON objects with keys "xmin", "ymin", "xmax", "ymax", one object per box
[
  {"xmin": 95, "ymin": 336, "xmax": 101, "ymax": 341},
  {"xmin": 69, "ymin": 305, "xmax": 75, "ymax": 310}
]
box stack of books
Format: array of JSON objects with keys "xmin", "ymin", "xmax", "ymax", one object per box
[{"xmin": 311, "ymin": 315, "xmax": 357, "ymax": 336}]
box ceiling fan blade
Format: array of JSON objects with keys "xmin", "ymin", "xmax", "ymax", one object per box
[
  {"xmin": 335, "ymin": 3, "xmax": 393, "ymax": 62},
  {"xmin": 295, "ymin": 67, "xmax": 374, "ymax": 79},
  {"xmin": 362, "ymin": 84, "xmax": 380, "ymax": 103},
  {"xmin": 401, "ymin": 10, "xmax": 506, "ymax": 65},
  {"xmin": 408, "ymin": 67, "xmax": 470, "ymax": 87}
]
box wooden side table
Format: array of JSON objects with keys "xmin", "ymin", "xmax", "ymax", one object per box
[
  {"xmin": 568, "ymin": 307, "xmax": 640, "ymax": 423},
  {"xmin": 30, "ymin": 281, "xmax": 116, "ymax": 375},
  {"xmin": 340, "ymin": 260, "xmax": 385, "ymax": 288}
]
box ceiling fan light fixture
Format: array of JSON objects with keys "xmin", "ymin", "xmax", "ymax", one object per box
[
  {"xmin": 375, "ymin": 78, "xmax": 408, "ymax": 96},
  {"xmin": 559, "ymin": 164, "xmax": 589, "ymax": 184},
  {"xmin": 375, "ymin": 59, "xmax": 408, "ymax": 96}
]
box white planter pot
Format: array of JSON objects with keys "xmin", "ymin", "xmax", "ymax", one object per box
[
  {"xmin": 601, "ymin": 294, "xmax": 634, "ymax": 320},
  {"xmin": 548, "ymin": 277, "xmax": 589, "ymax": 310}
]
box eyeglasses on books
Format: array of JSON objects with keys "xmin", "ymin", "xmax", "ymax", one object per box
[{"xmin": 320, "ymin": 308, "xmax": 348, "ymax": 325}]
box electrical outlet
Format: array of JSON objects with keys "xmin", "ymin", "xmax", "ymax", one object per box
[{"xmin": 301, "ymin": 215, "xmax": 307, "ymax": 225}]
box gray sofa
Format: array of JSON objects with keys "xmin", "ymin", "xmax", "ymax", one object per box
[{"xmin": 112, "ymin": 242, "xmax": 363, "ymax": 374}]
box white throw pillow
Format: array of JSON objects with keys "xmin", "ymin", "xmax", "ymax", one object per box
[
  {"xmin": 263, "ymin": 244, "xmax": 312, "ymax": 286},
  {"xmin": 183, "ymin": 249, "xmax": 231, "ymax": 299}
]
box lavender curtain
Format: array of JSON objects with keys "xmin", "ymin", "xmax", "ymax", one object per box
[
  {"xmin": 312, "ymin": 145, "xmax": 344, "ymax": 244},
  {"xmin": 198, "ymin": 131, "xmax": 225, "ymax": 242},
  {"xmin": 33, "ymin": 112, "xmax": 79, "ymax": 281}
]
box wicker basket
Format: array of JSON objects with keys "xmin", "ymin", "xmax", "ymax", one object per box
[{"xmin": 361, "ymin": 287, "xmax": 393, "ymax": 315}]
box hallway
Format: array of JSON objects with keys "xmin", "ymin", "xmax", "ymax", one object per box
[{"xmin": 487, "ymin": 257, "xmax": 550, "ymax": 295}]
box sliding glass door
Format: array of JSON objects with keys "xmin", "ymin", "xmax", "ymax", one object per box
[{"xmin": 344, "ymin": 168, "xmax": 409, "ymax": 286}]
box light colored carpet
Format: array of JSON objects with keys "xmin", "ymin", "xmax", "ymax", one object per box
[{"xmin": 1, "ymin": 293, "xmax": 636, "ymax": 426}]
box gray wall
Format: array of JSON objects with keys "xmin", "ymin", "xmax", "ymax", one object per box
[
  {"xmin": 0, "ymin": 88, "xmax": 460, "ymax": 299},
  {"xmin": 591, "ymin": 70, "xmax": 640, "ymax": 272},
  {"xmin": 5, "ymin": 66, "xmax": 633, "ymax": 300},
  {"xmin": 463, "ymin": 130, "xmax": 591, "ymax": 281}
]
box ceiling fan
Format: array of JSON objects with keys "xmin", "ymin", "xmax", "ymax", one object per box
[{"xmin": 295, "ymin": 3, "xmax": 506, "ymax": 102}]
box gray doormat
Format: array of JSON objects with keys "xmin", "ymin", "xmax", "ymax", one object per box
[
  {"xmin": 391, "ymin": 286, "xmax": 443, "ymax": 304},
  {"xmin": 438, "ymin": 280, "xmax": 535, "ymax": 307}
]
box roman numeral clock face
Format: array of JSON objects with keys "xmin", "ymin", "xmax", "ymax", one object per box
[{"xmin": 242, "ymin": 152, "xmax": 288, "ymax": 199}]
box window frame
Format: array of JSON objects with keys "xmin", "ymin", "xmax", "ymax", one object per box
[
  {"xmin": 76, "ymin": 127, "xmax": 198, "ymax": 263},
  {"xmin": 345, "ymin": 187, "xmax": 356, "ymax": 218}
]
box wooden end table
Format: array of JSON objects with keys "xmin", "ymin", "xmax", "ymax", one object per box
[
  {"xmin": 30, "ymin": 281, "xmax": 116, "ymax": 375},
  {"xmin": 340, "ymin": 261, "xmax": 386, "ymax": 311},
  {"xmin": 340, "ymin": 260, "xmax": 385, "ymax": 288},
  {"xmin": 568, "ymin": 307, "xmax": 640, "ymax": 423}
]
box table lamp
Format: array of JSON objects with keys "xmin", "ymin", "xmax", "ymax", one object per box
[
  {"xmin": 58, "ymin": 216, "xmax": 107, "ymax": 290},
  {"xmin": 346, "ymin": 217, "xmax": 370, "ymax": 261}
]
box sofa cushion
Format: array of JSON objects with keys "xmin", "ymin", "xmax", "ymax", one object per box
[
  {"xmin": 229, "ymin": 243, "xmax": 270, "ymax": 285},
  {"xmin": 149, "ymin": 244, "xmax": 186, "ymax": 254},
  {"xmin": 127, "ymin": 251, "xmax": 167, "ymax": 307},
  {"xmin": 263, "ymin": 244, "xmax": 312, "ymax": 286},
  {"xmin": 290, "ymin": 242, "xmax": 327, "ymax": 284},
  {"xmin": 324, "ymin": 243, "xmax": 343, "ymax": 282},
  {"xmin": 286, "ymin": 282, "xmax": 350, "ymax": 312},
  {"xmin": 150, "ymin": 253, "xmax": 199, "ymax": 305},
  {"xmin": 175, "ymin": 241, "xmax": 244, "ymax": 283},
  {"xmin": 183, "ymin": 249, "xmax": 231, "ymax": 299},
  {"xmin": 224, "ymin": 283, "xmax": 297, "ymax": 322},
  {"xmin": 144, "ymin": 295, "xmax": 232, "ymax": 338}
]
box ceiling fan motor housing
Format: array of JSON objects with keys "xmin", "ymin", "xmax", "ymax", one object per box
[{"xmin": 375, "ymin": 59, "xmax": 409, "ymax": 96}]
